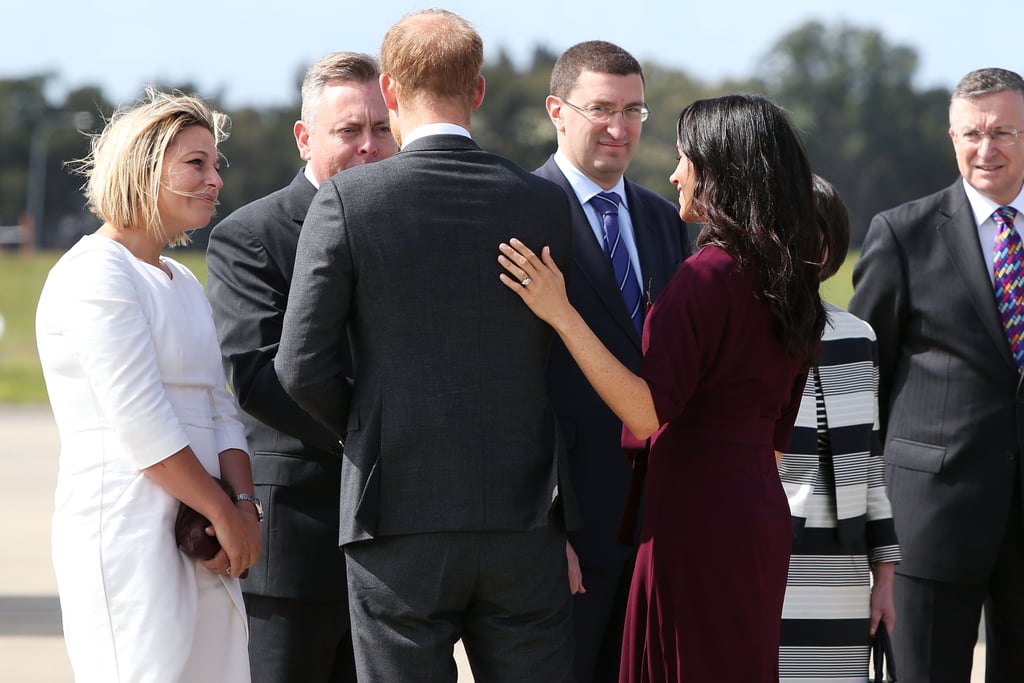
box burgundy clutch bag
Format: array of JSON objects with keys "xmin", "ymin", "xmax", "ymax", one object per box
[{"xmin": 174, "ymin": 477, "xmax": 248, "ymax": 578}]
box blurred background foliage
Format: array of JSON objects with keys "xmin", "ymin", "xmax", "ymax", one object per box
[
  {"xmin": 0, "ymin": 19, "xmax": 962, "ymax": 403},
  {"xmin": 0, "ymin": 20, "xmax": 957, "ymax": 253}
]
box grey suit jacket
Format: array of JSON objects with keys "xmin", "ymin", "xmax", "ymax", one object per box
[
  {"xmin": 206, "ymin": 171, "xmax": 348, "ymax": 600},
  {"xmin": 535, "ymin": 156, "xmax": 688, "ymax": 567},
  {"xmin": 278, "ymin": 135, "xmax": 577, "ymax": 545},
  {"xmin": 849, "ymin": 179, "xmax": 1024, "ymax": 583}
]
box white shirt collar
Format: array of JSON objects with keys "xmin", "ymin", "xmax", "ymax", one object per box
[
  {"xmin": 401, "ymin": 123, "xmax": 472, "ymax": 148},
  {"xmin": 303, "ymin": 163, "xmax": 318, "ymax": 188},
  {"xmin": 553, "ymin": 149, "xmax": 629, "ymax": 210},
  {"xmin": 962, "ymin": 177, "xmax": 1024, "ymax": 226}
]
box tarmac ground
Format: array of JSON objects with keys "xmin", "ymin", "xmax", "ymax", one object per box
[
  {"xmin": 1, "ymin": 406, "xmax": 985, "ymax": 682},
  {"xmin": 0, "ymin": 406, "xmax": 473, "ymax": 682}
]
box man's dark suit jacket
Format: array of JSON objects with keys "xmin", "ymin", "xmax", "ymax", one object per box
[
  {"xmin": 850, "ymin": 179, "xmax": 1024, "ymax": 584},
  {"xmin": 535, "ymin": 156, "xmax": 689, "ymax": 568},
  {"xmin": 277, "ymin": 135, "xmax": 577, "ymax": 544},
  {"xmin": 206, "ymin": 171, "xmax": 349, "ymax": 600}
]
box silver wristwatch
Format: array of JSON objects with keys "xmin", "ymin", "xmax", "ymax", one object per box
[{"xmin": 233, "ymin": 493, "xmax": 264, "ymax": 522}]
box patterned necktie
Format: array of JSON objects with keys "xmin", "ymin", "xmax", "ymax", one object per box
[
  {"xmin": 590, "ymin": 191, "xmax": 643, "ymax": 334},
  {"xmin": 993, "ymin": 206, "xmax": 1024, "ymax": 372}
]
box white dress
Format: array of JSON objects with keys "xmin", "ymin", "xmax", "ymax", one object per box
[{"xmin": 36, "ymin": 235, "xmax": 251, "ymax": 683}]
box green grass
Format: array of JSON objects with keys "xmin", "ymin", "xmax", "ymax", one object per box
[
  {"xmin": 0, "ymin": 248, "xmax": 858, "ymax": 405},
  {"xmin": 821, "ymin": 254, "xmax": 856, "ymax": 310},
  {"xmin": 0, "ymin": 248, "xmax": 208, "ymax": 404},
  {"xmin": 0, "ymin": 251, "xmax": 58, "ymax": 403}
]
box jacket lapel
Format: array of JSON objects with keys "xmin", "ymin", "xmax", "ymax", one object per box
[
  {"xmin": 624, "ymin": 180, "xmax": 656, "ymax": 304},
  {"xmin": 536, "ymin": 157, "xmax": 641, "ymax": 347},
  {"xmin": 938, "ymin": 181, "xmax": 1017, "ymax": 373},
  {"xmin": 814, "ymin": 338, "xmax": 869, "ymax": 542},
  {"xmin": 286, "ymin": 170, "xmax": 317, "ymax": 230}
]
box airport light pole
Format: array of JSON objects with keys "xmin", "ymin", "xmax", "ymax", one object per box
[{"xmin": 26, "ymin": 111, "xmax": 93, "ymax": 248}]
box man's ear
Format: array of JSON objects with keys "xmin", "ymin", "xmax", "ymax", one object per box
[
  {"xmin": 294, "ymin": 120, "xmax": 311, "ymax": 161},
  {"xmin": 381, "ymin": 73, "xmax": 399, "ymax": 111},
  {"xmin": 471, "ymin": 75, "xmax": 486, "ymax": 110},
  {"xmin": 545, "ymin": 95, "xmax": 564, "ymax": 132}
]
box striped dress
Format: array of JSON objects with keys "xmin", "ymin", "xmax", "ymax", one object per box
[{"xmin": 778, "ymin": 304, "xmax": 901, "ymax": 682}]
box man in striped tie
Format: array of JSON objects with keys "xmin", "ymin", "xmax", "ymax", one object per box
[
  {"xmin": 850, "ymin": 68, "xmax": 1024, "ymax": 683},
  {"xmin": 534, "ymin": 40, "xmax": 690, "ymax": 683}
]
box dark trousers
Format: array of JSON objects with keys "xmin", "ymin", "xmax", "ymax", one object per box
[
  {"xmin": 243, "ymin": 594, "xmax": 356, "ymax": 683},
  {"xmin": 571, "ymin": 556, "xmax": 634, "ymax": 683},
  {"xmin": 895, "ymin": 482, "xmax": 1024, "ymax": 683},
  {"xmin": 344, "ymin": 525, "xmax": 574, "ymax": 683}
]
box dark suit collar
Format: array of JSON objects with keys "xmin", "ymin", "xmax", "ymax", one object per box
[
  {"xmin": 938, "ymin": 179, "xmax": 1017, "ymax": 372},
  {"xmin": 399, "ymin": 134, "xmax": 480, "ymax": 154},
  {"xmin": 285, "ymin": 169, "xmax": 318, "ymax": 225},
  {"xmin": 288, "ymin": 169, "xmax": 317, "ymax": 198},
  {"xmin": 536, "ymin": 155, "xmax": 642, "ymax": 348}
]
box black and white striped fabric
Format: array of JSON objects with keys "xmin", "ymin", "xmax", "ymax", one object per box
[{"xmin": 778, "ymin": 304, "xmax": 901, "ymax": 682}]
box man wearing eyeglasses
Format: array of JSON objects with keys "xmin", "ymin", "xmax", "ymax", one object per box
[
  {"xmin": 851, "ymin": 67, "xmax": 1024, "ymax": 682},
  {"xmin": 535, "ymin": 40, "xmax": 689, "ymax": 683}
]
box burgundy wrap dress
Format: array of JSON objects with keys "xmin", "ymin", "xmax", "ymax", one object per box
[{"xmin": 620, "ymin": 245, "xmax": 808, "ymax": 682}]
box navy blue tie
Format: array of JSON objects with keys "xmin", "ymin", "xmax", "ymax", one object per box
[{"xmin": 591, "ymin": 191, "xmax": 643, "ymax": 335}]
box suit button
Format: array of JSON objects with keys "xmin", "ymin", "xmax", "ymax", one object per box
[{"xmin": 1007, "ymin": 450, "xmax": 1017, "ymax": 461}]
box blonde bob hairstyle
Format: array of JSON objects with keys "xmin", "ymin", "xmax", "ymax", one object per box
[{"xmin": 73, "ymin": 88, "xmax": 230, "ymax": 247}]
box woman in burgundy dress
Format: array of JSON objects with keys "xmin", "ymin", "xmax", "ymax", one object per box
[{"xmin": 499, "ymin": 93, "xmax": 825, "ymax": 682}]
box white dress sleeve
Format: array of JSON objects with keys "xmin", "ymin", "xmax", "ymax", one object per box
[
  {"xmin": 171, "ymin": 260, "xmax": 249, "ymax": 456},
  {"xmin": 43, "ymin": 246, "xmax": 190, "ymax": 469}
]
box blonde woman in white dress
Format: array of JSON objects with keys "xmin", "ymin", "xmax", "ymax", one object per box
[{"xmin": 36, "ymin": 89, "xmax": 262, "ymax": 683}]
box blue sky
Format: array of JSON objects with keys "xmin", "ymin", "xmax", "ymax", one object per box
[{"xmin": 4, "ymin": 0, "xmax": 1016, "ymax": 108}]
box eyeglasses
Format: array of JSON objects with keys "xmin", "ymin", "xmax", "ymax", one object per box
[
  {"xmin": 956, "ymin": 128, "xmax": 1022, "ymax": 147},
  {"xmin": 561, "ymin": 99, "xmax": 650, "ymax": 124}
]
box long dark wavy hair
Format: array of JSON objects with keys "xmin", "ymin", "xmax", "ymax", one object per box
[{"xmin": 677, "ymin": 93, "xmax": 825, "ymax": 363}]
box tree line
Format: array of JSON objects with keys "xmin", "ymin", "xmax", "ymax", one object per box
[{"xmin": 0, "ymin": 21, "xmax": 957, "ymax": 251}]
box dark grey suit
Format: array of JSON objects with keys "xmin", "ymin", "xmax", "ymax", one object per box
[
  {"xmin": 277, "ymin": 134, "xmax": 577, "ymax": 682},
  {"xmin": 535, "ymin": 156, "xmax": 688, "ymax": 682},
  {"xmin": 206, "ymin": 171, "xmax": 355, "ymax": 683},
  {"xmin": 850, "ymin": 179, "xmax": 1024, "ymax": 682}
]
